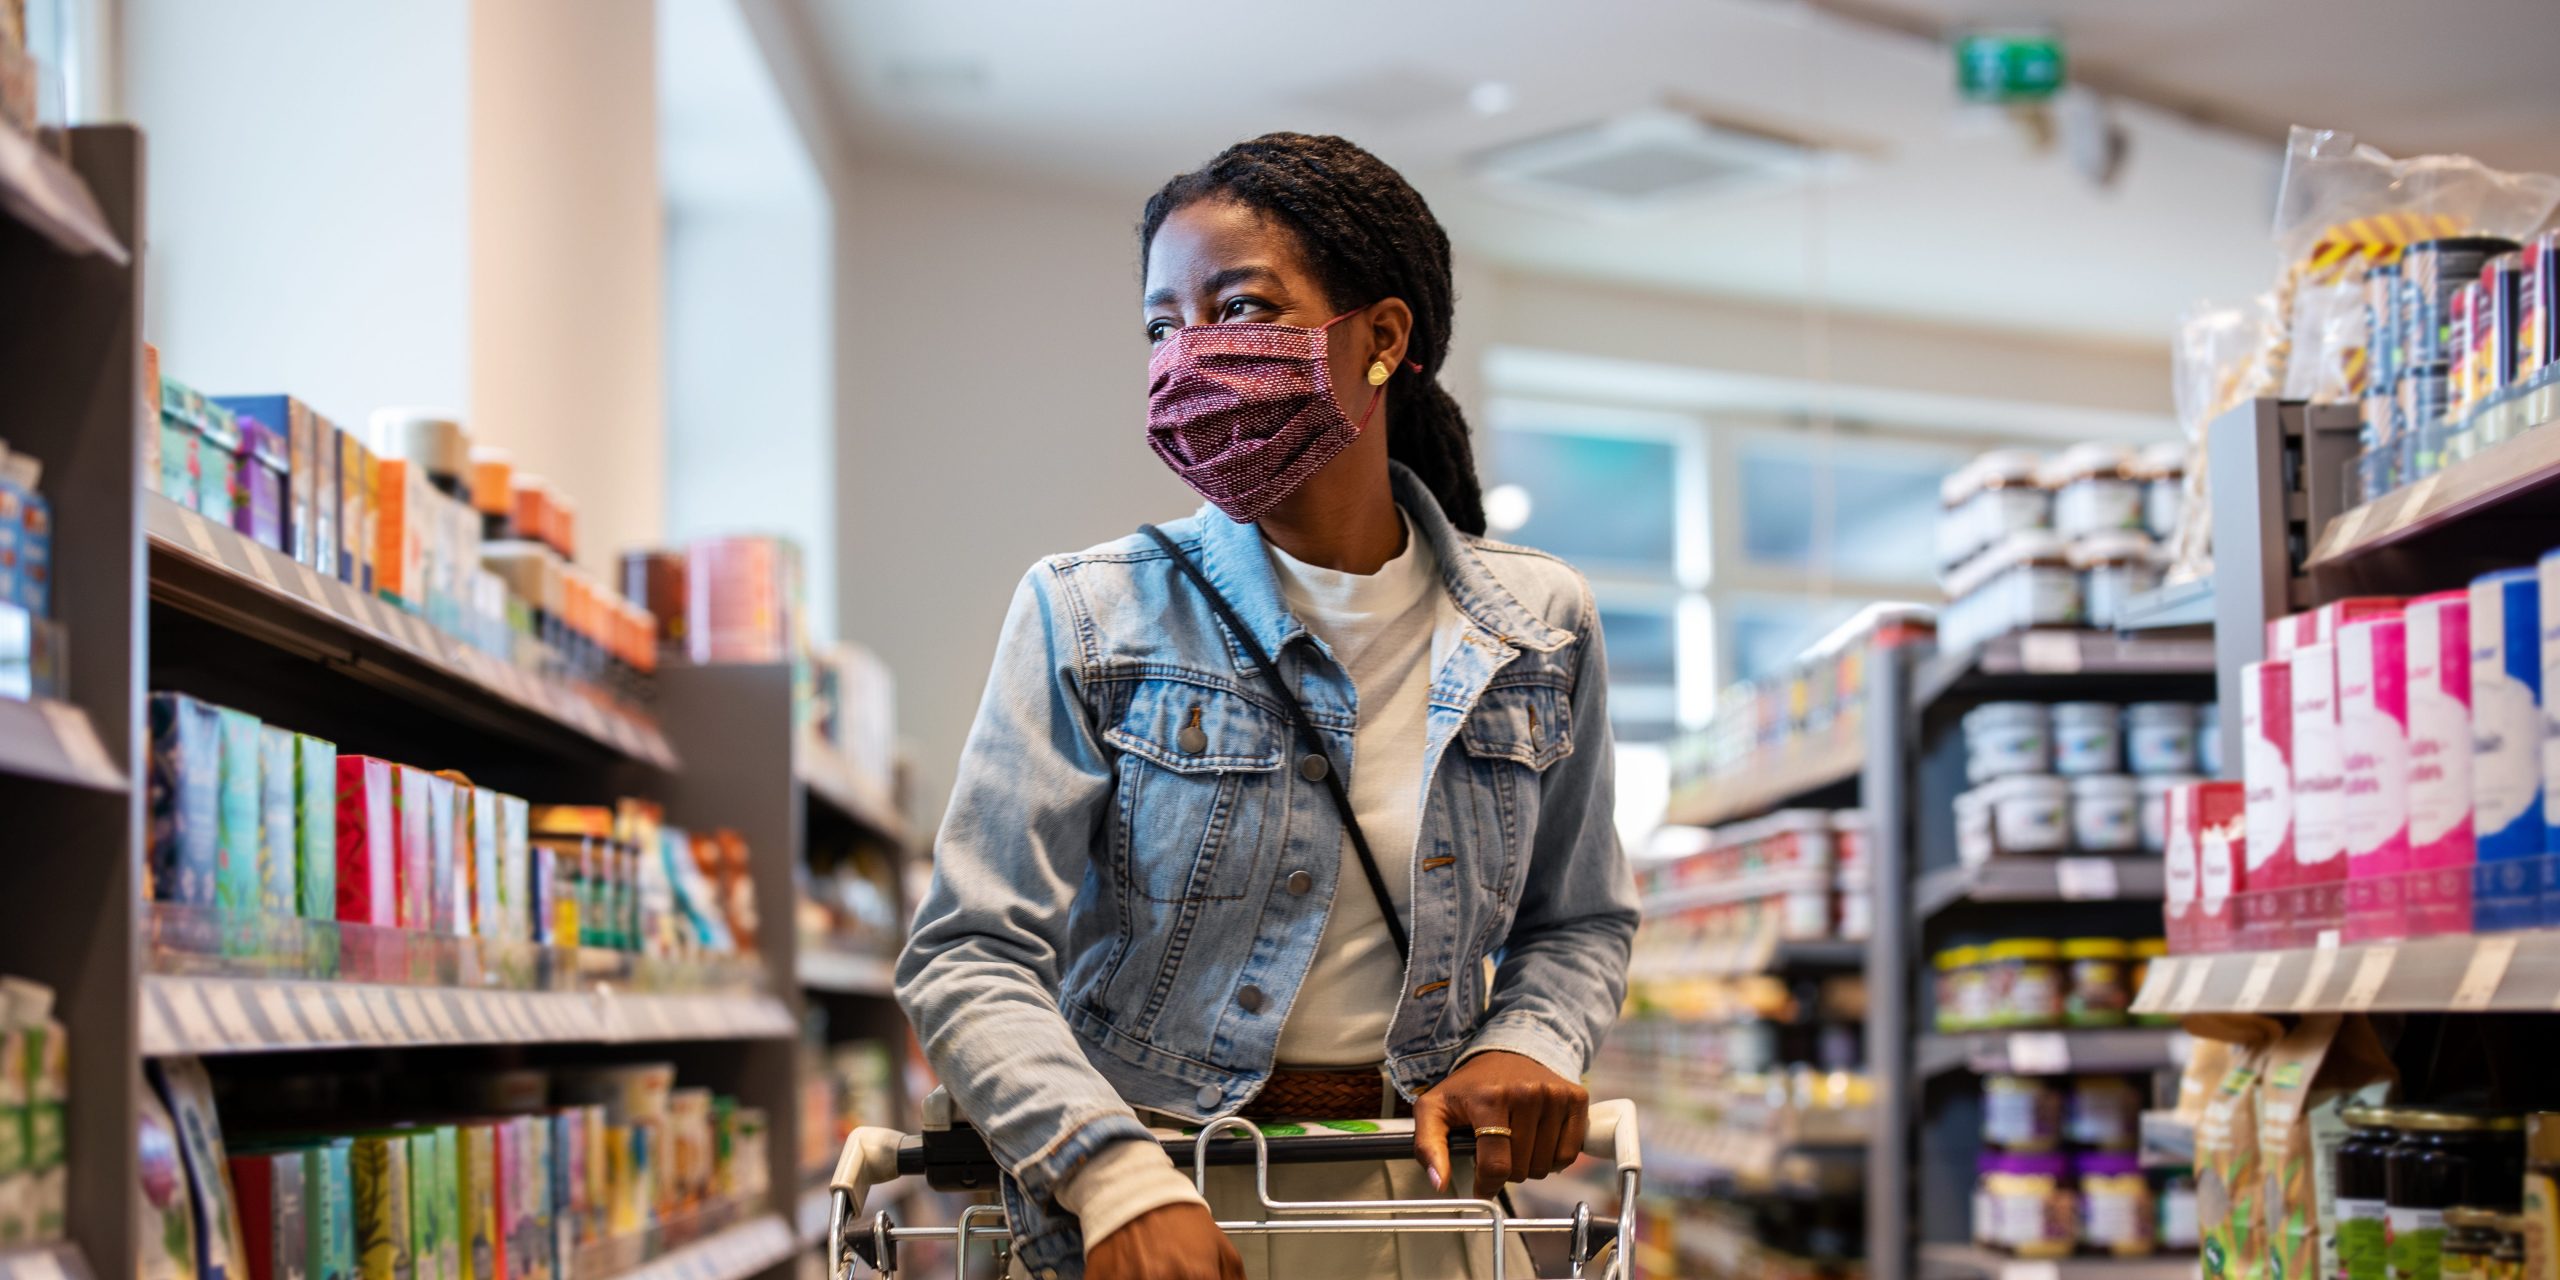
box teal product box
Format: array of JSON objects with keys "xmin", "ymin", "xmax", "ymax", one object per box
[
  {"xmin": 308, "ymin": 1140, "xmax": 355, "ymax": 1280},
  {"xmin": 159, "ymin": 419, "xmax": 203, "ymax": 512},
  {"xmin": 215, "ymin": 707, "xmax": 265, "ymax": 922},
  {"xmin": 147, "ymin": 691, "xmax": 222, "ymax": 906},
  {"xmin": 257, "ymin": 726, "xmax": 298, "ymax": 916},
  {"xmin": 196, "ymin": 400, "xmax": 244, "ymax": 528},
  {"xmin": 296, "ymin": 735, "xmax": 339, "ymax": 921}
]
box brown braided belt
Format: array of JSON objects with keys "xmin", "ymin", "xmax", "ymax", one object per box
[{"xmin": 1241, "ymin": 1067, "xmax": 1413, "ymax": 1121}]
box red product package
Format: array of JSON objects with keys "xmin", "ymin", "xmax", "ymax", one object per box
[
  {"xmin": 335, "ymin": 756, "xmax": 398, "ymax": 928},
  {"xmin": 2265, "ymin": 597, "xmax": 2406, "ymax": 661},
  {"xmin": 393, "ymin": 764, "xmax": 435, "ymax": 931},
  {"xmin": 2240, "ymin": 661, "xmax": 2295, "ymax": 944},
  {"xmin": 2185, "ymin": 781, "xmax": 2248, "ymax": 953}
]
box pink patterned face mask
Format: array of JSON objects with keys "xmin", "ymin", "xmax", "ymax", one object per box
[{"xmin": 1145, "ymin": 310, "xmax": 1388, "ymax": 524}]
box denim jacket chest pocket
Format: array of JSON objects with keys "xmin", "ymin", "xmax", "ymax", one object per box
[
  {"xmin": 1446, "ymin": 677, "xmax": 1575, "ymax": 920},
  {"xmin": 1098, "ymin": 676, "xmax": 1290, "ymax": 908}
]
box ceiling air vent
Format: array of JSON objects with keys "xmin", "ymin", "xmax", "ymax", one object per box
[{"xmin": 1469, "ymin": 108, "xmax": 1841, "ymax": 216}]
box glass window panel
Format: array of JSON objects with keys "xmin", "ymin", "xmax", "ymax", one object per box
[
  {"xmin": 1596, "ymin": 606, "xmax": 1677, "ymax": 688},
  {"xmin": 1487, "ymin": 429, "xmax": 1678, "ymax": 575},
  {"xmin": 1737, "ymin": 437, "xmax": 1954, "ymax": 584},
  {"xmin": 1729, "ymin": 596, "xmax": 1869, "ymax": 684}
]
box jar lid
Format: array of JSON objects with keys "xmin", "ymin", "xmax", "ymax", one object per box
[
  {"xmin": 2341, "ymin": 1106, "xmax": 2397, "ymax": 1130},
  {"xmin": 2075, "ymin": 1152, "xmax": 2142, "ymax": 1177},
  {"xmin": 1983, "ymin": 1151, "xmax": 2071, "ymax": 1176},
  {"xmin": 2069, "ymin": 773, "xmax": 2137, "ymax": 795},
  {"xmin": 1986, "ymin": 938, "xmax": 2061, "ymax": 962},
  {"xmin": 2062, "ymin": 937, "xmax": 2129, "ymax": 960},
  {"xmin": 2391, "ymin": 1109, "xmax": 2525, "ymax": 1134},
  {"xmin": 2444, "ymin": 1206, "xmax": 2510, "ymax": 1232},
  {"xmin": 2067, "ymin": 530, "xmax": 2160, "ymax": 570},
  {"xmin": 1937, "ymin": 945, "xmax": 1983, "ymax": 971},
  {"xmin": 2131, "ymin": 939, "xmax": 2169, "ymax": 959},
  {"xmin": 531, "ymin": 804, "xmax": 616, "ymax": 838},
  {"xmin": 2038, "ymin": 442, "xmax": 2136, "ymax": 486},
  {"xmin": 2135, "ymin": 440, "xmax": 2189, "ymax": 479}
]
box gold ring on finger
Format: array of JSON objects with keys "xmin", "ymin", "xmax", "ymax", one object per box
[{"xmin": 1472, "ymin": 1126, "xmax": 1513, "ymax": 1138}]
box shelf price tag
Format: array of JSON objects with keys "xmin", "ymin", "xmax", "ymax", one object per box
[
  {"xmin": 176, "ymin": 509, "xmax": 223, "ymax": 561},
  {"xmin": 2131, "ymin": 959, "xmax": 2178, "ymax": 1015},
  {"xmin": 2292, "ymin": 946, "xmax": 2342, "ymax": 1011},
  {"xmin": 335, "ymin": 989, "xmax": 383, "ymax": 1043},
  {"xmin": 241, "ymin": 546, "xmax": 283, "ymax": 593},
  {"xmin": 358, "ymin": 988, "xmax": 404, "ymax": 1040},
  {"xmin": 163, "ymin": 982, "xmax": 225, "ymax": 1049},
  {"xmin": 1999, "ymin": 1262, "xmax": 2062, "ymax": 1280},
  {"xmin": 2236, "ymin": 953, "xmax": 2284, "ymax": 1012},
  {"xmin": 455, "ymin": 994, "xmax": 497, "ymax": 1041},
  {"xmin": 252, "ymin": 985, "xmax": 307, "ymax": 1044},
  {"xmin": 294, "ymin": 987, "xmax": 344, "ymax": 1043},
  {"xmin": 2394, "ymin": 473, "xmax": 2444, "ymax": 532},
  {"xmin": 2006, "ymin": 1032, "xmax": 2072, "ymax": 1074},
  {"xmin": 2168, "ymin": 957, "xmax": 2214, "ymax": 1013},
  {"xmin": 202, "ymin": 982, "xmax": 260, "ymax": 1045},
  {"xmin": 2325, "ymin": 502, "xmax": 2373, "ymax": 556},
  {"xmin": 2453, "ymin": 935, "xmax": 2521, "ymax": 1011},
  {"xmin": 294, "ymin": 562, "xmax": 328, "ymax": 603},
  {"xmin": 2055, "ymin": 858, "xmax": 2120, "ymax": 901},
  {"xmin": 2019, "ymin": 631, "xmax": 2084, "ymax": 674},
  {"xmin": 420, "ymin": 992, "xmax": 461, "ymax": 1041},
  {"xmin": 2343, "ymin": 947, "xmax": 2398, "ymax": 1011}
]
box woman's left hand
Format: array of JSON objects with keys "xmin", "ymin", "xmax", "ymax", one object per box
[{"xmin": 1412, "ymin": 1050, "xmax": 1590, "ymax": 1198}]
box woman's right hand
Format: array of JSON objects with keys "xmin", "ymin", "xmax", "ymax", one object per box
[{"xmin": 1087, "ymin": 1202, "xmax": 1243, "ymax": 1280}]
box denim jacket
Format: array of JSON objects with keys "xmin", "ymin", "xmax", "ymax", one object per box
[{"xmin": 895, "ymin": 464, "xmax": 1638, "ymax": 1279}]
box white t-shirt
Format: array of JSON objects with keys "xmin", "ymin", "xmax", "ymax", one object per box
[{"xmin": 1264, "ymin": 508, "xmax": 1464, "ymax": 1065}]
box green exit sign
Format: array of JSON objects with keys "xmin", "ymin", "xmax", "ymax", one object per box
[{"xmin": 1956, "ymin": 31, "xmax": 2066, "ymax": 103}]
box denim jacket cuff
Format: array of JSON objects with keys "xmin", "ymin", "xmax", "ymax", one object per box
[
  {"xmin": 1457, "ymin": 1014, "xmax": 1588, "ymax": 1083},
  {"xmin": 1019, "ymin": 1108, "xmax": 1160, "ymax": 1199}
]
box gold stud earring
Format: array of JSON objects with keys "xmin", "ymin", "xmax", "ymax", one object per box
[{"xmin": 1367, "ymin": 359, "xmax": 1391, "ymax": 386}]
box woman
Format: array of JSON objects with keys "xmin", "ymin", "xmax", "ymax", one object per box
[{"xmin": 897, "ymin": 133, "xmax": 1636, "ymax": 1280}]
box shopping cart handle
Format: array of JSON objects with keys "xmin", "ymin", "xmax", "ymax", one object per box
[{"xmin": 1583, "ymin": 1098, "xmax": 1642, "ymax": 1174}]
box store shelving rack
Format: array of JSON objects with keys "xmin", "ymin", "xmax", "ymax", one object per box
[
  {"xmin": 0, "ymin": 125, "xmax": 916, "ymax": 1280},
  {"xmin": 1870, "ymin": 630, "xmax": 2215, "ymax": 1280}
]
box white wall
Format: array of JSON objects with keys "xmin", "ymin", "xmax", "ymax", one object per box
[
  {"xmin": 125, "ymin": 0, "xmax": 470, "ymax": 421},
  {"xmin": 834, "ymin": 159, "xmax": 1191, "ymax": 822}
]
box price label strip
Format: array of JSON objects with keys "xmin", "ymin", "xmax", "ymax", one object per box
[
  {"xmin": 252, "ymin": 985, "xmax": 308, "ymax": 1045},
  {"xmin": 2343, "ymin": 947, "xmax": 2398, "ymax": 1011},
  {"xmin": 176, "ymin": 508, "xmax": 223, "ymax": 561},
  {"xmin": 2131, "ymin": 958, "xmax": 2179, "ymax": 1016},
  {"xmin": 2168, "ymin": 957, "xmax": 2215, "ymax": 1013},
  {"xmin": 2235, "ymin": 953, "xmax": 2284, "ymax": 1012},
  {"xmin": 2394, "ymin": 473, "xmax": 2444, "ymax": 533},
  {"xmin": 2293, "ymin": 946, "xmax": 2343, "ymax": 1011},
  {"xmin": 2055, "ymin": 858, "xmax": 2120, "ymax": 901},
  {"xmin": 293, "ymin": 986, "xmax": 346, "ymax": 1044},
  {"xmin": 2018, "ymin": 631, "xmax": 2084, "ymax": 674},
  {"xmin": 2453, "ymin": 935, "xmax": 2521, "ymax": 1011},
  {"xmin": 2006, "ymin": 1031, "xmax": 2072, "ymax": 1074},
  {"xmin": 201, "ymin": 981, "xmax": 262, "ymax": 1046},
  {"xmin": 241, "ymin": 545, "xmax": 283, "ymax": 593}
]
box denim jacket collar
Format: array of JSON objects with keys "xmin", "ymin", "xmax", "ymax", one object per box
[{"xmin": 1188, "ymin": 461, "xmax": 1575, "ymax": 674}]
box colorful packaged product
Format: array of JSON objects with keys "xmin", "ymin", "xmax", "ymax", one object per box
[
  {"xmin": 411, "ymin": 1127, "xmax": 456, "ymax": 1280},
  {"xmin": 425, "ymin": 774, "xmax": 461, "ymax": 936},
  {"xmin": 392, "ymin": 767, "xmax": 435, "ymax": 932},
  {"xmin": 2289, "ymin": 641, "xmax": 2350, "ymax": 929},
  {"xmin": 214, "ymin": 396, "xmax": 330, "ymax": 569},
  {"xmin": 216, "ymin": 707, "xmax": 266, "ymax": 924},
  {"xmin": 338, "ymin": 429, "xmax": 370, "ymax": 591},
  {"xmin": 233, "ymin": 412, "xmax": 290, "ymax": 552},
  {"xmin": 15, "ymin": 983, "xmax": 63, "ymax": 1243},
  {"xmin": 197, "ymin": 400, "xmax": 243, "ymax": 527},
  {"xmin": 157, "ymin": 1057, "xmax": 248, "ymax": 1280},
  {"xmin": 305, "ymin": 1141, "xmax": 354, "ymax": 1280},
  {"xmin": 229, "ymin": 1150, "xmax": 309, "ymax": 1280},
  {"xmin": 138, "ymin": 1078, "xmax": 198, "ymax": 1280},
  {"xmin": 0, "ymin": 984, "xmax": 30, "ymax": 1242},
  {"xmin": 467, "ymin": 789, "xmax": 502, "ymax": 943},
  {"xmin": 2268, "ymin": 598, "xmax": 2407, "ymax": 662},
  {"xmin": 498, "ymin": 797, "xmax": 531, "ymax": 947},
  {"xmin": 349, "ymin": 1134, "xmax": 412, "ymax": 1280},
  {"xmin": 2340, "ymin": 616, "xmax": 2413, "ymax": 941},
  {"xmin": 148, "ymin": 692, "xmax": 223, "ymax": 906},
  {"xmin": 257, "ymin": 725, "xmax": 299, "ymax": 917},
  {"xmin": 2182, "ymin": 781, "xmax": 2246, "ymax": 953},
  {"xmin": 2406, "ymin": 591, "xmax": 2476, "ymax": 935},
  {"xmin": 335, "ymin": 758, "xmax": 398, "ymax": 929},
  {"xmin": 2472, "ymin": 567, "xmax": 2546, "ymax": 929},
  {"xmin": 2520, "ymin": 231, "xmax": 2555, "ymax": 383},
  {"xmin": 2242, "ymin": 660, "xmax": 2294, "ymax": 942},
  {"xmin": 503, "ymin": 1116, "xmax": 552, "ymax": 1280},
  {"xmin": 296, "ymin": 735, "xmax": 339, "ymax": 922},
  {"xmin": 457, "ymin": 1125, "xmax": 499, "ymax": 1280},
  {"xmin": 375, "ymin": 459, "xmax": 426, "ymax": 611}
]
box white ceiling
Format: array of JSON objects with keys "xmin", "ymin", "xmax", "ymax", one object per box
[{"xmin": 787, "ymin": 0, "xmax": 2549, "ymax": 345}]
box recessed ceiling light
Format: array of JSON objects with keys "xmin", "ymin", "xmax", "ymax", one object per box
[{"xmin": 1469, "ymin": 81, "xmax": 1516, "ymax": 116}]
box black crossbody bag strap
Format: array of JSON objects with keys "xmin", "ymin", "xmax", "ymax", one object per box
[{"xmin": 1138, "ymin": 523, "xmax": 1412, "ymax": 966}]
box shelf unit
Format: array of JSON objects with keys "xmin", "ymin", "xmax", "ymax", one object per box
[
  {"xmin": 2, "ymin": 124, "xmax": 916, "ymax": 1280},
  {"xmin": 1665, "ymin": 730, "xmax": 1864, "ymax": 829},
  {"xmin": 2303, "ymin": 409, "xmax": 2560, "ymax": 573},
  {"xmin": 1915, "ymin": 857, "xmax": 2169, "ymax": 921},
  {"xmin": 1920, "ymin": 1243, "xmax": 2197, "ymax": 1280},
  {"xmin": 2130, "ymin": 928, "xmax": 2560, "ymax": 1016},
  {"xmin": 1913, "ymin": 1028, "xmax": 2188, "ymax": 1080}
]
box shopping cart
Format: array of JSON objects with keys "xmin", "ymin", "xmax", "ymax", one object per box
[{"xmin": 827, "ymin": 1089, "xmax": 1644, "ymax": 1280}]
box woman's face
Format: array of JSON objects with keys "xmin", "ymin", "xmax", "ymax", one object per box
[{"xmin": 1141, "ymin": 197, "xmax": 1408, "ymax": 414}]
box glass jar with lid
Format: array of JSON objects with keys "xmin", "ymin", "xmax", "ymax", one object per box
[
  {"xmin": 1982, "ymin": 937, "xmax": 2064, "ymax": 1028},
  {"xmin": 2133, "ymin": 441, "xmax": 2188, "ymax": 541},
  {"xmin": 2388, "ymin": 1110, "xmax": 2528, "ymax": 1280},
  {"xmin": 2443, "ymin": 1206, "xmax": 2505, "ymax": 1280},
  {"xmin": 2062, "ymin": 937, "xmax": 2132, "ymax": 1027},
  {"xmin": 2070, "ymin": 530, "xmax": 2164, "ymax": 630},
  {"xmin": 1936, "ymin": 945, "xmax": 1989, "ymax": 1032},
  {"xmin": 2043, "ymin": 443, "xmax": 2144, "ymax": 540},
  {"xmin": 2336, "ymin": 1106, "xmax": 2398, "ymax": 1280}
]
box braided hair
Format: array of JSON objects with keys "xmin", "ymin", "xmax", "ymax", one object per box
[{"xmin": 1139, "ymin": 132, "xmax": 1488, "ymax": 535}]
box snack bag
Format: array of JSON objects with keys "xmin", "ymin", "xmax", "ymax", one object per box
[
  {"xmin": 2195, "ymin": 1017, "xmax": 2287, "ymax": 1280},
  {"xmin": 2256, "ymin": 1015, "xmax": 2397, "ymax": 1280}
]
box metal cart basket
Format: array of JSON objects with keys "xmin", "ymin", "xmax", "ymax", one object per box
[{"xmin": 827, "ymin": 1091, "xmax": 1644, "ymax": 1280}]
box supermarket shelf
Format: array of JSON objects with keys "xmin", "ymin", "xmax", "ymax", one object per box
[
  {"xmin": 2129, "ymin": 927, "xmax": 2560, "ymax": 1017},
  {"xmin": 1915, "ymin": 856, "xmax": 2166, "ymax": 920},
  {"xmin": 2139, "ymin": 1111, "xmax": 2194, "ymax": 1169},
  {"xmin": 1663, "ymin": 733, "xmax": 1863, "ymax": 829},
  {"xmin": 619, "ymin": 1213, "xmax": 797, "ymax": 1280},
  {"xmin": 1914, "ymin": 632, "xmax": 2216, "ymax": 711},
  {"xmin": 0, "ymin": 1243, "xmax": 95, "ymax": 1280},
  {"xmin": 1644, "ymin": 868, "xmax": 1833, "ymax": 916},
  {"xmin": 1922, "ymin": 1243, "xmax": 2198, "ymax": 1280},
  {"xmin": 0, "ymin": 696, "xmax": 125, "ymax": 791},
  {"xmin": 146, "ymin": 493, "xmax": 679, "ymax": 769},
  {"xmin": 2112, "ymin": 577, "xmax": 2216, "ymax": 634},
  {"xmin": 2305, "ymin": 411, "xmax": 2560, "ymax": 571},
  {"xmin": 0, "ymin": 126, "xmax": 128, "ymax": 260},
  {"xmin": 799, "ymin": 947, "xmax": 898, "ymax": 996},
  {"xmin": 797, "ymin": 735, "xmax": 910, "ymax": 849},
  {"xmin": 137, "ymin": 974, "xmax": 795, "ymax": 1056},
  {"xmin": 1915, "ymin": 1027, "xmax": 2189, "ymax": 1079}
]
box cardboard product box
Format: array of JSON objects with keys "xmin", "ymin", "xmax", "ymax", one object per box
[
  {"xmin": 456, "ymin": 1125, "xmax": 499, "ymax": 1280},
  {"xmin": 468, "ymin": 789, "xmax": 502, "ymax": 942},
  {"xmin": 349, "ymin": 1133, "xmax": 412, "ymax": 1280},
  {"xmin": 0, "ymin": 1010, "xmax": 27, "ymax": 1244},
  {"xmin": 311, "ymin": 410, "xmax": 340, "ymax": 581},
  {"xmin": 423, "ymin": 774, "xmax": 462, "ymax": 937},
  {"xmin": 214, "ymin": 396, "xmax": 320, "ymax": 564},
  {"xmin": 19, "ymin": 985, "xmax": 62, "ymax": 1243},
  {"xmin": 148, "ymin": 692, "xmax": 223, "ymax": 906},
  {"xmin": 256, "ymin": 725, "xmax": 298, "ymax": 919},
  {"xmin": 156, "ymin": 1057, "xmax": 249, "ymax": 1280},
  {"xmin": 2289, "ymin": 642, "xmax": 2350, "ymax": 907},
  {"xmin": 146, "ymin": 344, "xmax": 163, "ymax": 499},
  {"xmin": 548, "ymin": 1111, "xmax": 583, "ymax": 1261},
  {"xmin": 504, "ymin": 1116, "xmax": 554, "ymax": 1280},
  {"xmin": 138, "ymin": 1083, "xmax": 198, "ymax": 1280},
  {"xmin": 2340, "ymin": 617, "xmax": 2414, "ymax": 940},
  {"xmin": 2242, "ymin": 660, "xmax": 2295, "ymax": 942},
  {"xmin": 2185, "ymin": 781, "xmax": 2248, "ymax": 954},
  {"xmin": 2405, "ymin": 590, "xmax": 2476, "ymax": 936},
  {"xmin": 227, "ymin": 1150, "xmax": 308, "ymax": 1280},
  {"xmin": 393, "ymin": 767, "xmax": 435, "ymax": 933},
  {"xmin": 335, "ymin": 758, "xmax": 399, "ymax": 929},
  {"xmin": 197, "ymin": 400, "xmax": 244, "ymax": 529},
  {"xmin": 295, "ymin": 735, "xmax": 339, "ymax": 922},
  {"xmin": 2469, "ymin": 567, "xmax": 2544, "ymax": 928},
  {"xmin": 2267, "ymin": 598, "xmax": 2407, "ymax": 662},
  {"xmin": 498, "ymin": 796, "xmax": 531, "ymax": 946},
  {"xmin": 408, "ymin": 1128, "xmax": 454, "ymax": 1280},
  {"xmin": 160, "ymin": 416, "xmax": 203, "ymax": 513},
  {"xmin": 305, "ymin": 1141, "xmax": 355, "ymax": 1280},
  {"xmin": 215, "ymin": 707, "xmax": 266, "ymax": 925},
  {"xmin": 376, "ymin": 459, "xmax": 426, "ymax": 612}
]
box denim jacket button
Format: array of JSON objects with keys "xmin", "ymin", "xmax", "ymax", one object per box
[
  {"xmin": 1237, "ymin": 984, "xmax": 1264, "ymax": 1013},
  {"xmin": 1298, "ymin": 753, "xmax": 1329, "ymax": 781},
  {"xmin": 1286, "ymin": 870, "xmax": 1313, "ymax": 895},
  {"xmin": 1196, "ymin": 1083, "xmax": 1223, "ymax": 1111}
]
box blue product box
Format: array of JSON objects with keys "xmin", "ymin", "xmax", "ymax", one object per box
[
  {"xmin": 2470, "ymin": 566, "xmax": 2543, "ymax": 928},
  {"xmin": 147, "ymin": 692, "xmax": 222, "ymax": 906}
]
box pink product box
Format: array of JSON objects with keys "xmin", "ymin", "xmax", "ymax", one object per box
[
  {"xmin": 2176, "ymin": 781, "xmax": 2248, "ymax": 953},
  {"xmin": 2340, "ymin": 615, "xmax": 2413, "ymax": 941},
  {"xmin": 2265, "ymin": 596, "xmax": 2407, "ymax": 661},
  {"xmin": 2239, "ymin": 661, "xmax": 2294, "ymax": 945},
  {"xmin": 2405, "ymin": 590, "xmax": 2476, "ymax": 936},
  {"xmin": 2280, "ymin": 641, "xmax": 2349, "ymax": 943}
]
